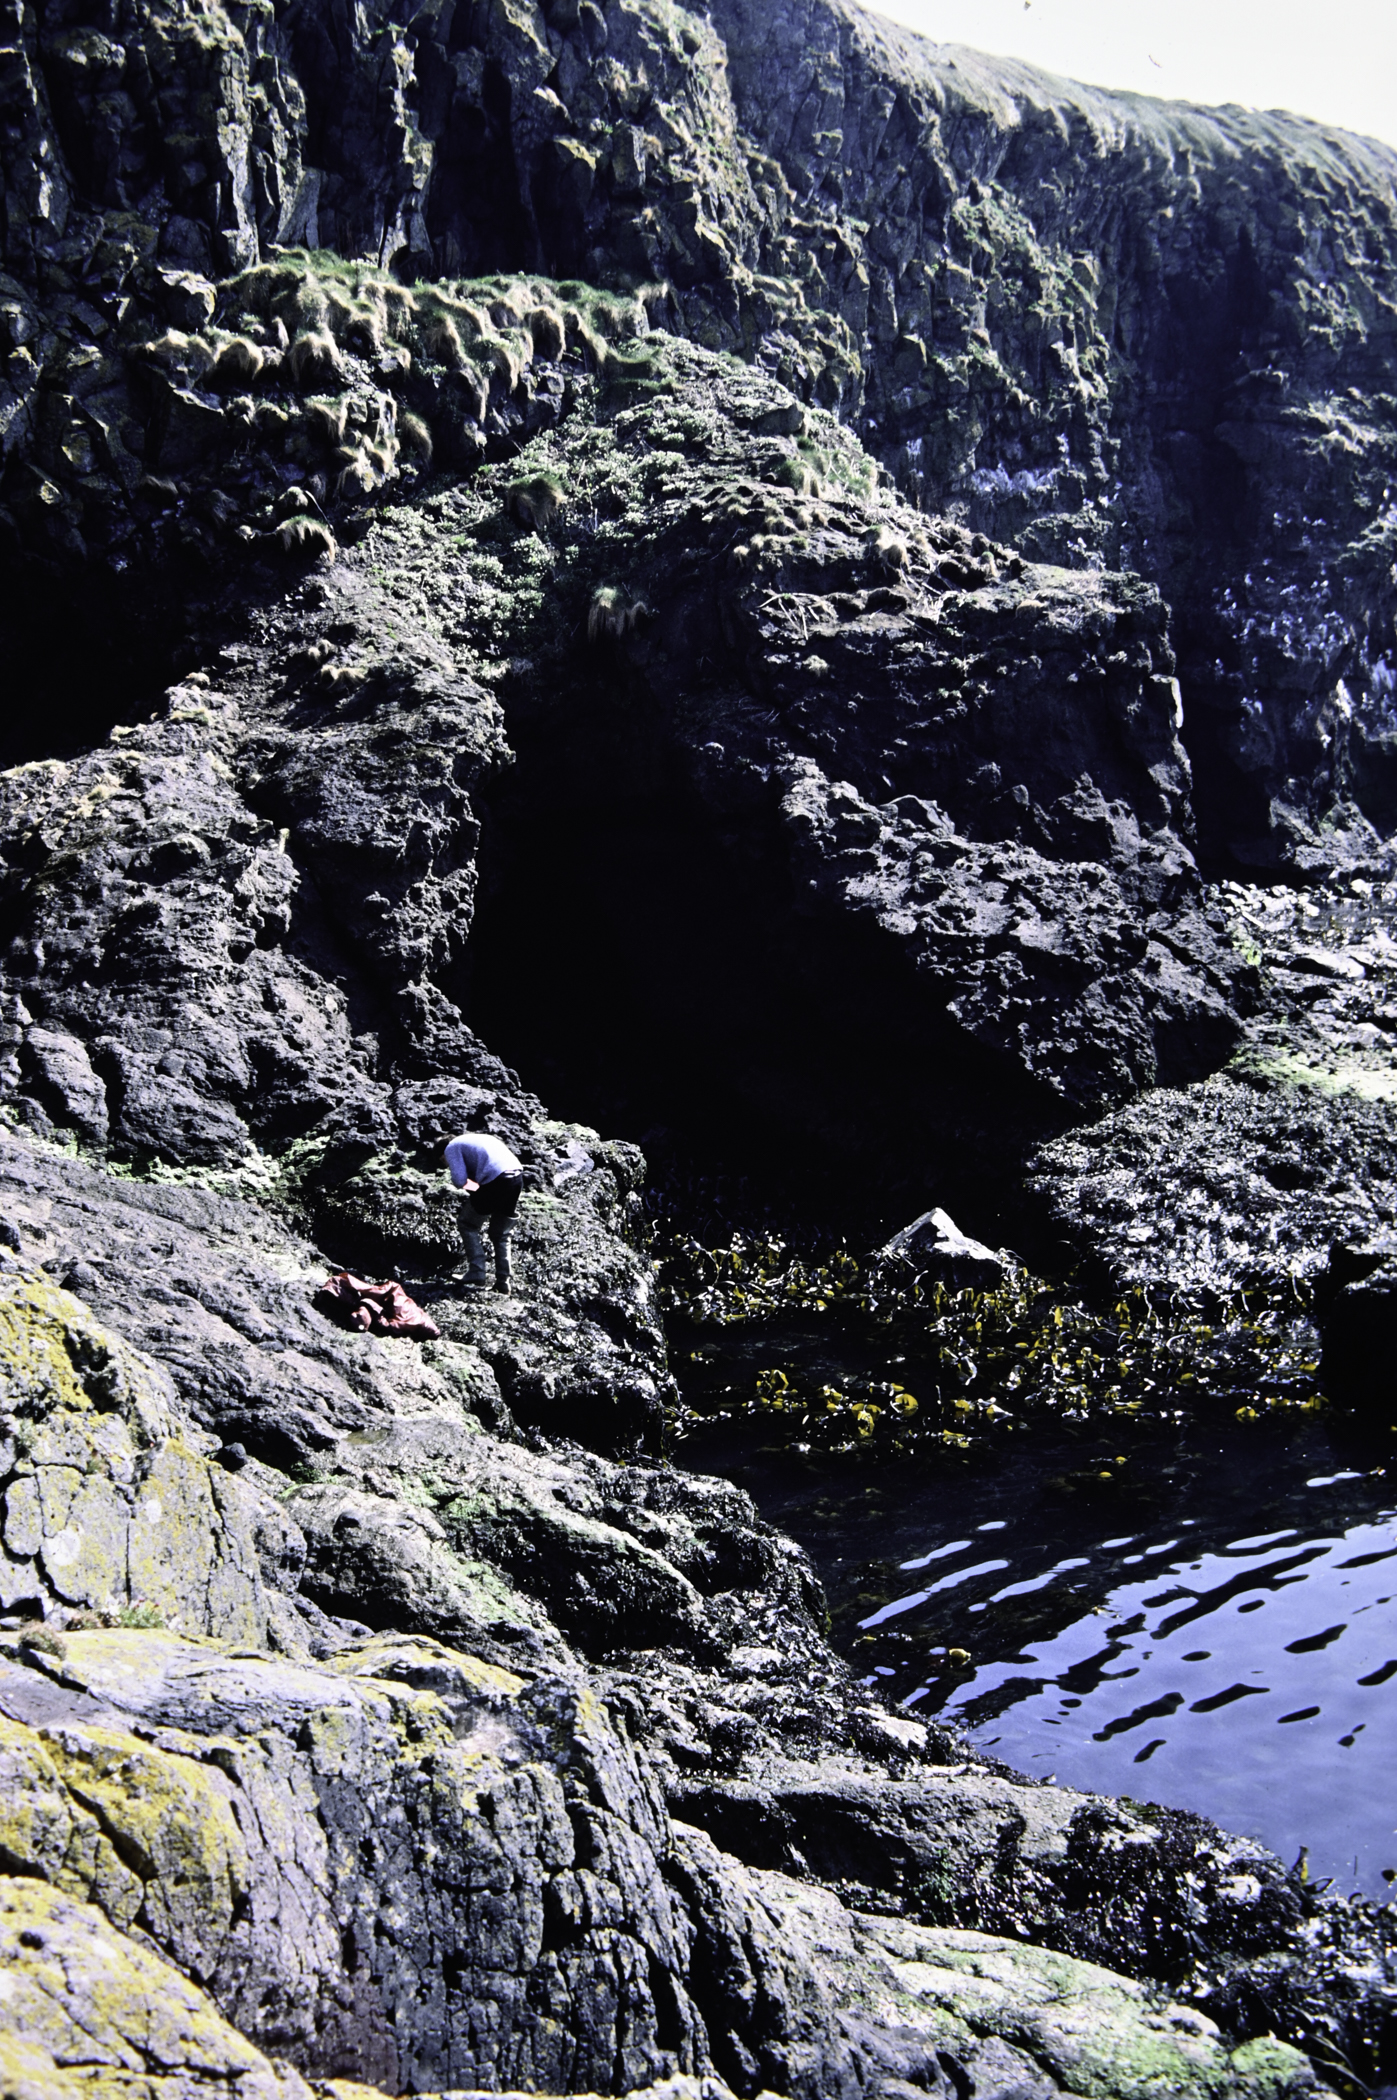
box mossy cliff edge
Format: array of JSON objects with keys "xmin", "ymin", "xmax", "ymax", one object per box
[
  {"xmin": 0, "ymin": 0, "xmax": 1395, "ymax": 2091},
  {"xmin": 4, "ymin": 0, "xmax": 1397, "ymax": 868}
]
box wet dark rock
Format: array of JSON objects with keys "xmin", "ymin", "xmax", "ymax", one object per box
[
  {"xmin": 1314, "ymin": 1232, "xmax": 1397, "ymax": 1419},
  {"xmin": 1029, "ymin": 1073, "xmax": 1397, "ymax": 1292}
]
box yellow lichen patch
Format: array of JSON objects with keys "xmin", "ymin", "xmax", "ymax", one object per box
[
  {"xmin": 126, "ymin": 1436, "xmax": 266, "ymax": 1641},
  {"xmin": 0, "ymin": 1712, "xmax": 133, "ymax": 1907},
  {"xmin": 0, "ymin": 1703, "xmax": 258, "ymax": 1983},
  {"xmin": 332, "ymin": 1634, "xmax": 525, "ymax": 1702},
  {"xmin": 0, "ymin": 1270, "xmax": 170, "ymax": 1442},
  {"xmin": 0, "ymin": 1876, "xmax": 310, "ymax": 2098},
  {"xmin": 54, "ymin": 1628, "xmax": 223, "ymax": 1691},
  {"xmin": 2, "ymin": 1274, "xmax": 118, "ymax": 1421},
  {"xmin": 0, "ymin": 2029, "xmax": 87, "ymax": 2099},
  {"xmin": 1, "ymin": 1272, "xmax": 266, "ymax": 1638},
  {"xmin": 39, "ymin": 1720, "xmax": 249, "ymax": 1958}
]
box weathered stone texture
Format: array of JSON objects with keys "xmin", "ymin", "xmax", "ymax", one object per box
[{"xmin": 1, "ymin": 0, "xmax": 1396, "ymax": 2088}]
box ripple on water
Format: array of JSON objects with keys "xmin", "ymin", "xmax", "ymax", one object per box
[
  {"xmin": 677, "ymin": 1415, "xmax": 1397, "ymax": 1898},
  {"xmin": 875, "ymin": 1499, "xmax": 1397, "ymax": 1897}
]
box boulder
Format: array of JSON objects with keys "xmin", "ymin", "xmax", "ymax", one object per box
[
  {"xmin": 879, "ymin": 1207, "xmax": 1017, "ymax": 1291},
  {"xmin": 1314, "ymin": 1231, "xmax": 1397, "ymax": 1420},
  {"xmin": 0, "ymin": 1264, "xmax": 270, "ymax": 1637},
  {"xmin": 0, "ymin": 1876, "xmax": 314, "ymax": 2099},
  {"xmin": 0, "ymin": 1627, "xmax": 708, "ymax": 2091}
]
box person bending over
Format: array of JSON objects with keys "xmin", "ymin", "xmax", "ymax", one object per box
[{"xmin": 444, "ymin": 1130, "xmax": 523, "ymax": 1293}]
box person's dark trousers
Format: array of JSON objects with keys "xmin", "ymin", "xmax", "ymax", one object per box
[{"xmin": 459, "ymin": 1172, "xmax": 523, "ymax": 1289}]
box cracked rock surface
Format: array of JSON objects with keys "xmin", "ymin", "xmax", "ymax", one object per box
[{"xmin": 2, "ymin": 0, "xmax": 1397, "ymax": 2089}]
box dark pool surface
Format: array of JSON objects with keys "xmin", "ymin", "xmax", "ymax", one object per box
[{"xmin": 678, "ymin": 1414, "xmax": 1397, "ymax": 1900}]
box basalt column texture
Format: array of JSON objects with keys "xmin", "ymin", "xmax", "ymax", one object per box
[
  {"xmin": 5, "ymin": 0, "xmax": 1397, "ymax": 870},
  {"xmin": 2, "ymin": 0, "xmax": 1397, "ymax": 2090}
]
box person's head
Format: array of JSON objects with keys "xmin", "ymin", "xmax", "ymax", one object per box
[{"xmin": 442, "ymin": 1129, "xmax": 485, "ymax": 1155}]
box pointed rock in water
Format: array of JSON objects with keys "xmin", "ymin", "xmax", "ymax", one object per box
[{"xmin": 881, "ymin": 1206, "xmax": 1018, "ymax": 1289}]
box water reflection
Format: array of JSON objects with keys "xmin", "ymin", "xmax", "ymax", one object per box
[
  {"xmin": 866, "ymin": 1500, "xmax": 1397, "ymax": 1897},
  {"xmin": 678, "ymin": 1415, "xmax": 1397, "ymax": 1899}
]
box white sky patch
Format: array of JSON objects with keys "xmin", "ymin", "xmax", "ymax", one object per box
[{"xmin": 867, "ymin": 0, "xmax": 1397, "ymax": 152}]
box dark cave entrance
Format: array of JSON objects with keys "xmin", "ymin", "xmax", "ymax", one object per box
[
  {"xmin": 466, "ymin": 669, "xmax": 1074, "ymax": 1255},
  {"xmin": 0, "ymin": 562, "xmax": 187, "ymax": 770}
]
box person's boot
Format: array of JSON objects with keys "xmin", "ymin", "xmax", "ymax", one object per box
[
  {"xmin": 461, "ymin": 1229, "xmax": 490, "ymax": 1286},
  {"xmin": 493, "ymin": 1230, "xmax": 512, "ymax": 1295}
]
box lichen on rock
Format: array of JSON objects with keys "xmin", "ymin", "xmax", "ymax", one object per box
[{"xmin": 0, "ymin": 1267, "xmax": 268, "ymax": 1637}]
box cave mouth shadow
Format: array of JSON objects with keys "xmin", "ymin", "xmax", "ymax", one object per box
[
  {"xmin": 0, "ymin": 567, "xmax": 183, "ymax": 770},
  {"xmin": 464, "ymin": 682, "xmax": 1078, "ymax": 1261}
]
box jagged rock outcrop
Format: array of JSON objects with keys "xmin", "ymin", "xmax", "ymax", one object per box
[
  {"xmin": 0, "ymin": 1654, "xmax": 1323, "ymax": 2100},
  {"xmin": 0, "ymin": 311, "xmax": 1249, "ymax": 1195},
  {"xmin": 2, "ymin": 0, "xmax": 1397, "ymax": 2087},
  {"xmin": 0, "ymin": 1265, "xmax": 272, "ymax": 1633},
  {"xmin": 0, "ymin": 1625, "xmax": 712, "ymax": 2092},
  {"xmin": 0, "ymin": 1877, "xmax": 318, "ymax": 2099},
  {"xmin": 1028, "ymin": 873, "xmax": 1397, "ymax": 1288}
]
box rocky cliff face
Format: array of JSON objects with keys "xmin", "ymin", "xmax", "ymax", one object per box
[
  {"xmin": 7, "ymin": 0, "xmax": 1397, "ymax": 867},
  {"xmin": 2, "ymin": 0, "xmax": 1397, "ymax": 2089}
]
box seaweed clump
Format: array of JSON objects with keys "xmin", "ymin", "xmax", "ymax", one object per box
[{"xmin": 656, "ymin": 1227, "xmax": 1328, "ymax": 1458}]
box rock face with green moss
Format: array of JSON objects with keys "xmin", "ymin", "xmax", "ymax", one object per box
[{"xmin": 6, "ymin": 0, "xmax": 1397, "ymax": 871}]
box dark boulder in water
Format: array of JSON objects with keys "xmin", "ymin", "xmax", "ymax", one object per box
[{"xmin": 1315, "ymin": 1231, "xmax": 1397, "ymax": 1419}]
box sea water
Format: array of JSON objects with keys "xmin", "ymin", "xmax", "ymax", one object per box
[
  {"xmin": 878, "ymin": 1494, "xmax": 1397, "ymax": 1896},
  {"xmin": 682, "ymin": 1418, "xmax": 1397, "ymax": 1899}
]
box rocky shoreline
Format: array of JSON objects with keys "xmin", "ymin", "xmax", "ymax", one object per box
[
  {"xmin": 4, "ymin": 0, "xmax": 1397, "ymax": 2087},
  {"xmin": 0, "ymin": 1144, "xmax": 1382, "ymax": 2100}
]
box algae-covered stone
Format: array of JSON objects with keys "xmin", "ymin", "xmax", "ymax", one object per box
[
  {"xmin": 0, "ymin": 1875, "xmax": 314, "ymax": 2097},
  {"xmin": 0, "ymin": 1268, "xmax": 268, "ymax": 1637},
  {"xmin": 864, "ymin": 1922, "xmax": 1321, "ymax": 2098}
]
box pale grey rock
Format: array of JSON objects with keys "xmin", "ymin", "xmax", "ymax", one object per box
[{"xmin": 880, "ymin": 1207, "xmax": 1017, "ymax": 1290}]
